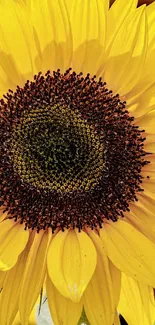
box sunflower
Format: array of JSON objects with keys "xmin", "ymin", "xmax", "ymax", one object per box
[{"xmin": 0, "ymin": 0, "xmax": 155, "ymax": 324}]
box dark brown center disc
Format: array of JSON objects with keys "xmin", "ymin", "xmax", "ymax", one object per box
[{"xmin": 0, "ymin": 69, "xmax": 149, "ymax": 232}]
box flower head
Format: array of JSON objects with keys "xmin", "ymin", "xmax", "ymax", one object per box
[{"xmin": 0, "ymin": 0, "xmax": 155, "ymax": 325}]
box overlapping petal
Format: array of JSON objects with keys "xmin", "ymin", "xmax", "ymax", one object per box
[
  {"xmin": 47, "ymin": 229, "xmax": 97, "ymax": 302},
  {"xmin": 46, "ymin": 275, "xmax": 83, "ymax": 325},
  {"xmin": 104, "ymin": 5, "xmax": 147, "ymax": 96},
  {"xmin": 68, "ymin": 0, "xmax": 107, "ymax": 75},
  {"xmin": 0, "ymin": 0, "xmax": 38, "ymax": 89},
  {"xmin": 127, "ymin": 82, "xmax": 155, "ymax": 118},
  {"xmin": 83, "ymin": 230, "xmax": 117, "ymax": 325},
  {"xmin": 100, "ymin": 220, "xmax": 155, "ymax": 287},
  {"xmin": 0, "ymin": 219, "xmax": 29, "ymax": 271},
  {"xmin": 26, "ymin": 0, "xmax": 72, "ymax": 73},
  {"xmin": 118, "ymin": 273, "xmax": 155, "ymax": 325},
  {"xmin": 13, "ymin": 309, "xmax": 36, "ymax": 325},
  {"xmin": 19, "ymin": 230, "xmax": 52, "ymax": 325},
  {"xmin": 125, "ymin": 203, "xmax": 155, "ymax": 242},
  {"xmin": 136, "ymin": 110, "xmax": 155, "ymax": 134},
  {"xmin": 0, "ymin": 246, "xmax": 29, "ymax": 325},
  {"xmin": 106, "ymin": 0, "xmax": 138, "ymax": 53}
]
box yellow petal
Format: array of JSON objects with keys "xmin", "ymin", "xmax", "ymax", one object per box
[
  {"xmin": 142, "ymin": 170, "xmax": 155, "ymax": 180},
  {"xmin": 147, "ymin": 1, "xmax": 155, "ymax": 50},
  {"xmin": 141, "ymin": 187, "xmax": 155, "ymax": 200},
  {"xmin": 125, "ymin": 3, "xmax": 155, "ymax": 103},
  {"xmin": 47, "ymin": 229, "xmax": 69, "ymax": 299},
  {"xmin": 47, "ymin": 229, "xmax": 97, "ymax": 302},
  {"xmin": 64, "ymin": 0, "xmax": 74, "ymax": 15},
  {"xmin": 0, "ymin": 270, "xmax": 7, "ymax": 288},
  {"xmin": 65, "ymin": 0, "xmax": 109, "ymax": 16},
  {"xmin": 19, "ymin": 230, "xmax": 52, "ymax": 325},
  {"xmin": 107, "ymin": 0, "xmax": 138, "ymax": 52},
  {"xmin": 118, "ymin": 273, "xmax": 155, "ymax": 325},
  {"xmin": 70, "ymin": 0, "xmax": 107, "ymax": 75},
  {"xmin": 139, "ymin": 53, "xmax": 155, "ymax": 98},
  {"xmin": 136, "ymin": 110, "xmax": 155, "ymax": 134},
  {"xmin": 104, "ymin": 6, "xmax": 147, "ymax": 96},
  {"xmin": 27, "ymin": 0, "xmax": 72, "ymax": 73},
  {"xmin": 46, "ymin": 275, "xmax": 83, "ymax": 325},
  {"xmin": 140, "ymin": 3, "xmax": 155, "ymax": 89},
  {"xmin": 84, "ymin": 229, "xmax": 115, "ymax": 325},
  {"xmin": 142, "ymin": 182, "xmax": 155, "ymax": 197},
  {"xmin": 0, "ymin": 219, "xmax": 29, "ymax": 271},
  {"xmin": 125, "ymin": 206, "xmax": 155, "ymax": 242},
  {"xmin": 127, "ymin": 83, "xmax": 155, "ymax": 118},
  {"xmin": 130, "ymin": 199, "xmax": 155, "ymax": 222},
  {"xmin": 109, "ymin": 260, "xmax": 121, "ymax": 306},
  {"xmin": 0, "ymin": 234, "xmax": 35, "ymax": 325},
  {"xmin": 0, "ymin": 47, "xmax": 27, "ymax": 98},
  {"xmin": 0, "ymin": 0, "xmax": 38, "ymax": 84},
  {"xmin": 144, "ymin": 141, "xmax": 155, "ymax": 154},
  {"xmin": 13, "ymin": 309, "xmax": 36, "ymax": 325},
  {"xmin": 113, "ymin": 311, "xmax": 121, "ymax": 325},
  {"xmin": 0, "ymin": 244, "xmax": 30, "ymax": 325},
  {"xmin": 100, "ymin": 220, "xmax": 155, "ymax": 286},
  {"xmin": 0, "ymin": 210, "xmax": 8, "ymax": 223},
  {"xmin": 137, "ymin": 193, "xmax": 155, "ymax": 216},
  {"xmin": 0, "ymin": 63, "xmax": 16, "ymax": 98}
]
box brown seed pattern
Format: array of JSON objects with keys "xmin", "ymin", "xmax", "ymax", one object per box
[{"xmin": 0, "ymin": 69, "xmax": 149, "ymax": 232}]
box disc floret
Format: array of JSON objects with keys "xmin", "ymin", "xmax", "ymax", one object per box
[{"xmin": 0, "ymin": 69, "xmax": 149, "ymax": 231}]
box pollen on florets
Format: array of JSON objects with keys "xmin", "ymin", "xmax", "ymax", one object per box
[{"xmin": 0, "ymin": 69, "xmax": 150, "ymax": 232}]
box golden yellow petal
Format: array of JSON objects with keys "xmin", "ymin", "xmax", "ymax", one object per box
[
  {"xmin": 113, "ymin": 311, "xmax": 121, "ymax": 325},
  {"xmin": 19, "ymin": 230, "xmax": 52, "ymax": 325},
  {"xmin": 125, "ymin": 203, "xmax": 155, "ymax": 242},
  {"xmin": 70, "ymin": 0, "xmax": 107, "ymax": 75},
  {"xmin": 118, "ymin": 273, "xmax": 155, "ymax": 325},
  {"xmin": 142, "ymin": 169, "xmax": 155, "ymax": 179},
  {"xmin": 140, "ymin": 52, "xmax": 155, "ymax": 96},
  {"xmin": 109, "ymin": 260, "xmax": 121, "ymax": 306},
  {"xmin": 144, "ymin": 141, "xmax": 155, "ymax": 154},
  {"xmin": 47, "ymin": 229, "xmax": 97, "ymax": 302},
  {"xmin": 100, "ymin": 220, "xmax": 155, "ymax": 286},
  {"xmin": 104, "ymin": 6, "xmax": 147, "ymax": 96},
  {"xmin": 0, "ymin": 0, "xmax": 38, "ymax": 84},
  {"xmin": 84, "ymin": 229, "xmax": 115, "ymax": 325},
  {"xmin": 0, "ymin": 49, "xmax": 26, "ymax": 97},
  {"xmin": 146, "ymin": 1, "xmax": 155, "ymax": 51},
  {"xmin": 142, "ymin": 185, "xmax": 155, "ymax": 203},
  {"xmin": 106, "ymin": 0, "xmax": 138, "ymax": 53},
  {"xmin": 64, "ymin": 0, "xmax": 73, "ymax": 15},
  {"xmin": 136, "ymin": 110, "xmax": 155, "ymax": 134},
  {"xmin": 27, "ymin": 0, "xmax": 72, "ymax": 73},
  {"xmin": 130, "ymin": 200, "xmax": 155, "ymax": 223},
  {"xmin": 65, "ymin": 0, "xmax": 110, "ymax": 18},
  {"xmin": 0, "ymin": 64, "xmax": 15, "ymax": 98},
  {"xmin": 142, "ymin": 180, "xmax": 155, "ymax": 195},
  {"xmin": 47, "ymin": 229, "xmax": 69, "ymax": 299},
  {"xmin": 0, "ymin": 219, "xmax": 29, "ymax": 271},
  {"xmin": 127, "ymin": 83, "xmax": 155, "ymax": 118},
  {"xmin": 137, "ymin": 193, "xmax": 155, "ymax": 216},
  {"xmin": 125, "ymin": 3, "xmax": 155, "ymax": 103},
  {"xmin": 0, "ymin": 244, "xmax": 30, "ymax": 325},
  {"xmin": 13, "ymin": 309, "xmax": 36, "ymax": 325},
  {"xmin": 0, "ymin": 271, "xmax": 6, "ymax": 287},
  {"xmin": 141, "ymin": 187, "xmax": 155, "ymax": 200},
  {"xmin": 0, "ymin": 210, "xmax": 8, "ymax": 223},
  {"xmin": 46, "ymin": 275, "xmax": 83, "ymax": 325}
]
